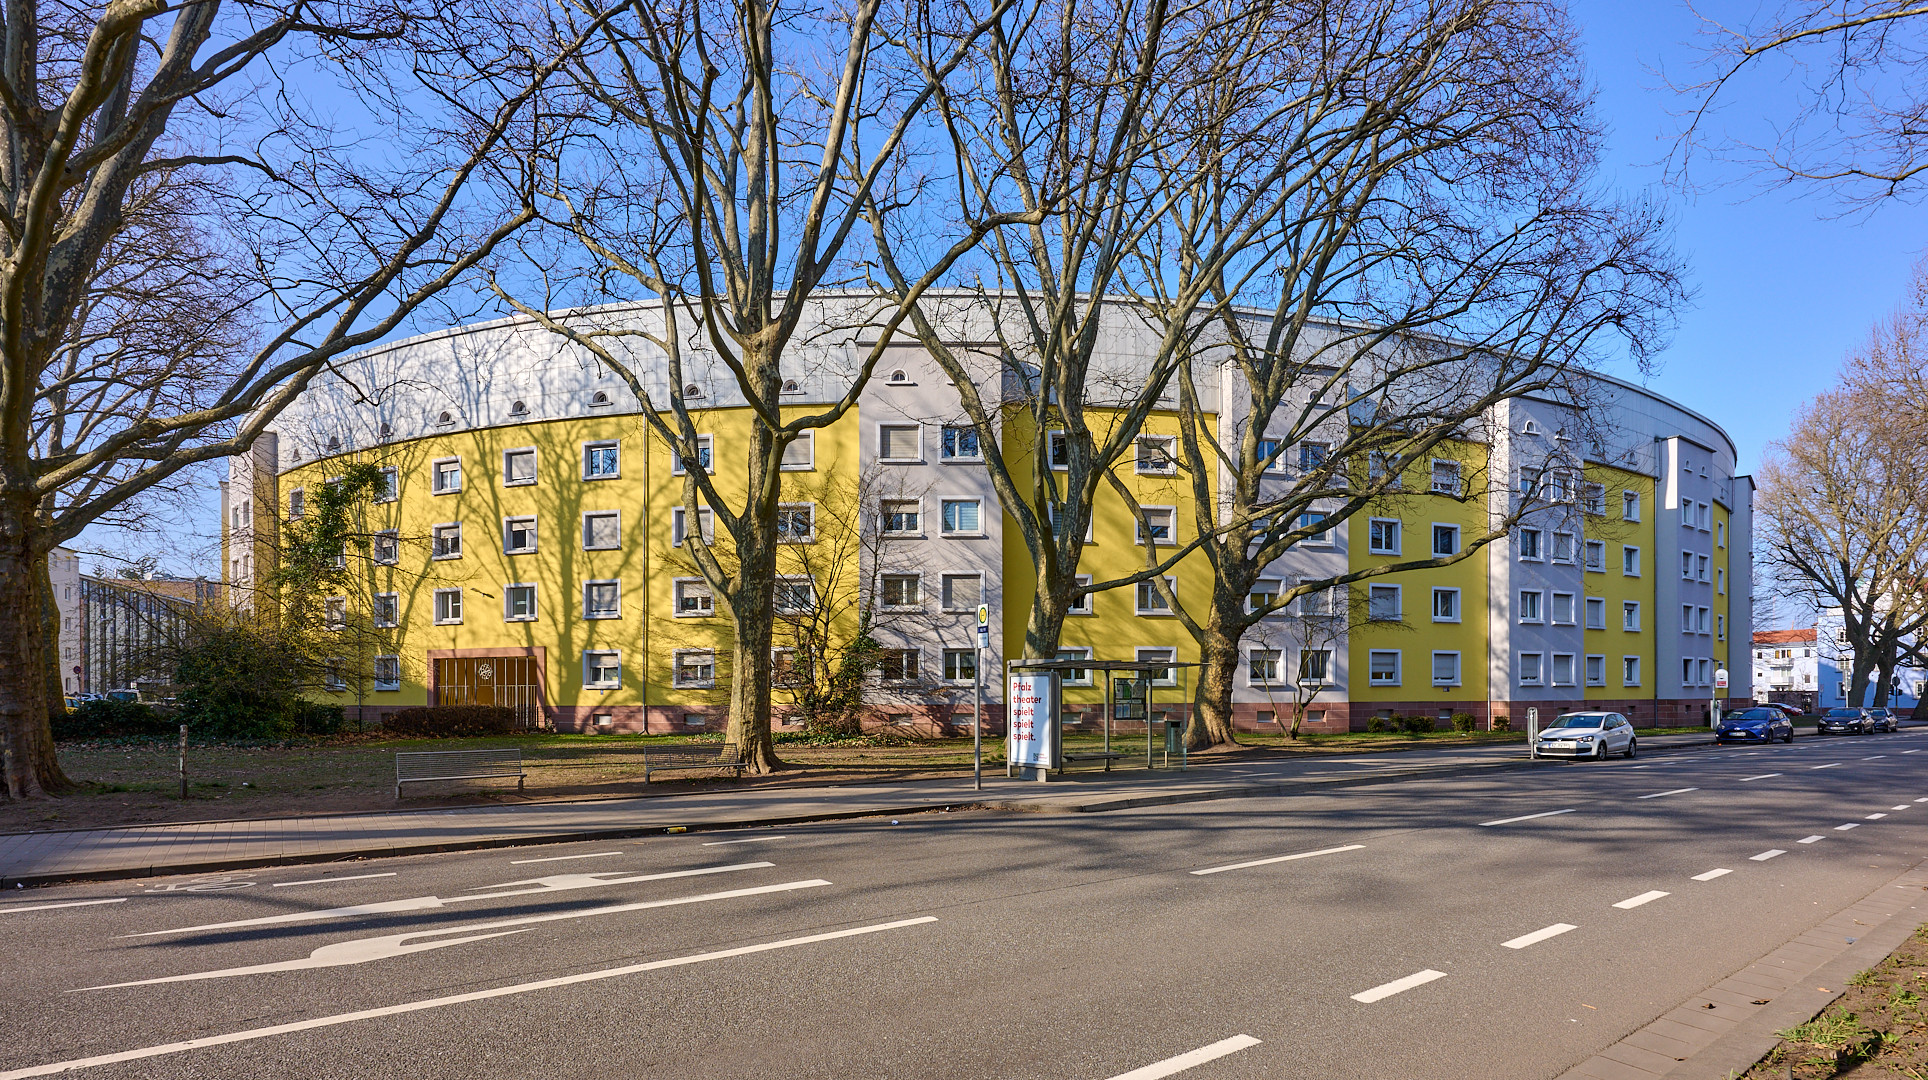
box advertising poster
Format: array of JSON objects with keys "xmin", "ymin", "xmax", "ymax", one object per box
[{"xmin": 1008, "ymin": 672, "xmax": 1059, "ymax": 770}]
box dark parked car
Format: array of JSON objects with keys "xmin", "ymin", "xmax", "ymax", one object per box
[
  {"xmin": 1818, "ymin": 707, "xmax": 1872, "ymax": 735},
  {"xmin": 1867, "ymin": 707, "xmax": 1899, "ymax": 733},
  {"xmin": 1716, "ymin": 707, "xmax": 1795, "ymax": 744}
]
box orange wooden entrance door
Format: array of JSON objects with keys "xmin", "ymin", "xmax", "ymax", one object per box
[{"xmin": 433, "ymin": 656, "xmax": 543, "ymax": 728}]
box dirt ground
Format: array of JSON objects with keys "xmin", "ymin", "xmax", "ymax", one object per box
[
  {"xmin": 0, "ymin": 726, "xmax": 1645, "ymax": 835},
  {"xmin": 1745, "ymin": 921, "xmax": 1928, "ymax": 1079}
]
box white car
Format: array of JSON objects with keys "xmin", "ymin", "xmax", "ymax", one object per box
[{"xmin": 1534, "ymin": 712, "xmax": 1637, "ymax": 760}]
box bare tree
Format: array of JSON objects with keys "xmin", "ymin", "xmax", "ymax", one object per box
[
  {"xmin": 497, "ymin": 0, "xmax": 1029, "ymax": 772},
  {"xmin": 0, "ymin": 1, "xmax": 615, "ymax": 799}
]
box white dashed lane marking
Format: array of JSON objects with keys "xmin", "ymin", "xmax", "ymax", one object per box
[
  {"xmin": 1812, "ymin": 763, "xmax": 1844, "ymax": 770},
  {"xmin": 1691, "ymin": 869, "xmax": 1732, "ymax": 881},
  {"xmin": 508, "ymin": 851, "xmax": 623, "ymax": 865},
  {"xmin": 1740, "ymin": 774, "xmax": 1782, "ymax": 782},
  {"xmin": 1501, "ymin": 924, "xmax": 1578, "ymax": 950},
  {"xmin": 1837, "ymin": 823, "xmax": 1861, "ymax": 831},
  {"xmin": 1638, "ymin": 788, "xmax": 1699, "ymax": 800},
  {"xmin": 273, "ymin": 873, "xmax": 398, "ymax": 888},
  {"xmin": 0, "ymin": 898, "xmax": 126, "ymax": 916},
  {"xmin": 1102, "ymin": 1035, "xmax": 1263, "ymax": 1080},
  {"xmin": 1352, "ymin": 970, "xmax": 1448, "ymax": 1003},
  {"xmin": 1751, "ymin": 850, "xmax": 1787, "ymax": 861},
  {"xmin": 1614, "ymin": 891, "xmax": 1670, "ymax": 909},
  {"xmin": 1191, "ymin": 844, "xmax": 1365, "ymax": 877},
  {"xmin": 1480, "ymin": 809, "xmax": 1575, "ymax": 827},
  {"xmin": 1799, "ymin": 836, "xmax": 1826, "ymax": 844}
]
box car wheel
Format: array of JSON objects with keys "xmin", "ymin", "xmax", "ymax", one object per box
[
  {"xmin": 1625, "ymin": 738, "xmax": 1638, "ymax": 759},
  {"xmin": 1784, "ymin": 732, "xmax": 1794, "ymax": 743}
]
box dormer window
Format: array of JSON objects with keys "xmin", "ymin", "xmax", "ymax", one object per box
[
  {"xmin": 782, "ymin": 379, "xmax": 802, "ymax": 394},
  {"xmin": 887, "ymin": 369, "xmax": 911, "ymax": 384},
  {"xmin": 588, "ymin": 391, "xmax": 611, "ymax": 407},
  {"xmin": 436, "ymin": 411, "xmax": 453, "ymax": 426},
  {"xmin": 683, "ymin": 384, "xmax": 704, "ymax": 398},
  {"xmin": 379, "ymin": 422, "xmax": 393, "ymax": 440},
  {"xmin": 325, "ymin": 436, "xmax": 341, "ymax": 452},
  {"xmin": 1520, "ymin": 419, "xmax": 1542, "ymax": 436},
  {"xmin": 511, "ymin": 399, "xmax": 529, "ymax": 416}
]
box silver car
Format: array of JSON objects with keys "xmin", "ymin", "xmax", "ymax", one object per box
[{"xmin": 1534, "ymin": 711, "xmax": 1638, "ymax": 760}]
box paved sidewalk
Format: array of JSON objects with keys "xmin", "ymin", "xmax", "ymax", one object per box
[{"xmin": 0, "ymin": 730, "xmax": 1729, "ymax": 888}]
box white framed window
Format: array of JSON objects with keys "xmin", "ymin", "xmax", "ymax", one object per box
[
  {"xmin": 1048, "ymin": 430, "xmax": 1070, "ymax": 470},
  {"xmin": 941, "ymin": 574, "xmax": 982, "ymax": 612},
  {"xmin": 1717, "ymin": 614, "xmax": 1725, "ymax": 640},
  {"xmin": 1585, "ymin": 655, "xmax": 1606, "ymax": 687},
  {"xmin": 504, "ymin": 583, "xmax": 538, "ymax": 622},
  {"xmin": 1137, "ymin": 647, "xmax": 1177, "ymax": 686},
  {"xmin": 1581, "ymin": 483, "xmax": 1606, "ymax": 515},
  {"xmin": 1683, "ymin": 657, "xmax": 1696, "ymax": 685},
  {"xmin": 1551, "ymin": 532, "xmax": 1575, "ymax": 564},
  {"xmin": 780, "ymin": 432, "xmax": 815, "ymax": 471},
  {"xmin": 1622, "ymin": 545, "xmax": 1641, "ymax": 576},
  {"xmin": 1551, "ymin": 653, "xmax": 1575, "ymax": 686},
  {"xmin": 1681, "ymin": 551, "xmax": 1694, "ymax": 580},
  {"xmin": 774, "ymin": 577, "xmax": 817, "ymax": 614},
  {"xmin": 377, "ymin": 467, "xmax": 398, "ymax": 503},
  {"xmin": 1550, "ymin": 592, "xmax": 1575, "ymax": 625},
  {"xmin": 878, "ymin": 648, "xmax": 921, "ymax": 682},
  {"xmin": 1518, "ymin": 652, "xmax": 1544, "ymax": 686},
  {"xmin": 584, "ymin": 650, "xmax": 621, "ymax": 689},
  {"xmin": 1299, "ymin": 580, "xmax": 1335, "ymax": 616},
  {"xmin": 1517, "ymin": 590, "xmax": 1543, "ymax": 623},
  {"xmin": 880, "ymin": 499, "xmax": 921, "ymax": 535},
  {"xmin": 1047, "ymin": 501, "xmax": 1092, "ymax": 543},
  {"xmin": 504, "ymin": 516, "xmax": 537, "ymax": 555},
  {"xmin": 1068, "ymin": 574, "xmax": 1094, "ymax": 615},
  {"xmin": 1623, "ymin": 600, "xmax": 1641, "ymax": 631},
  {"xmin": 1622, "ymin": 655, "xmax": 1641, "ymax": 687},
  {"xmin": 1430, "ymin": 459, "xmax": 1462, "ymax": 495},
  {"xmin": 1717, "ymin": 567, "xmax": 1726, "ymax": 594},
  {"xmin": 1432, "ymin": 523, "xmax": 1460, "ymax": 557},
  {"xmin": 1299, "ymin": 441, "xmax": 1330, "ymax": 472},
  {"xmin": 324, "ymin": 659, "xmax": 346, "ymax": 692},
  {"xmin": 671, "ymin": 506, "xmax": 714, "ymax": 547},
  {"xmin": 1697, "ymin": 606, "xmax": 1711, "ymax": 633},
  {"xmin": 1368, "ymin": 649, "xmax": 1401, "ymax": 686},
  {"xmin": 1518, "ymin": 528, "xmax": 1543, "ymax": 560},
  {"xmin": 1432, "ymin": 651, "xmax": 1461, "ymax": 687},
  {"xmin": 1369, "ymin": 452, "xmax": 1401, "ymax": 489},
  {"xmin": 1584, "ymin": 539, "xmax": 1605, "ymax": 572},
  {"xmin": 673, "ymin": 578, "xmax": 713, "ymax": 617},
  {"xmin": 1135, "ymin": 577, "xmax": 1177, "ymax": 615},
  {"xmin": 288, "ymin": 488, "xmax": 305, "ymax": 519},
  {"xmin": 1057, "ymin": 648, "xmax": 1091, "ymax": 685},
  {"xmin": 373, "ymin": 592, "xmax": 399, "ymax": 628},
  {"xmin": 1136, "ymin": 436, "xmax": 1177, "ymax": 475},
  {"xmin": 1135, "ymin": 507, "xmax": 1176, "ymax": 545},
  {"xmin": 1368, "ymin": 584, "xmax": 1402, "ymax": 621},
  {"xmin": 1296, "ymin": 510, "xmax": 1331, "ymax": 546},
  {"xmin": 1368, "ymin": 518, "xmax": 1401, "ymax": 555},
  {"xmin": 433, "ymin": 588, "xmax": 463, "ymax": 625},
  {"xmin": 671, "ymin": 434, "xmax": 714, "ymax": 475},
  {"xmin": 1697, "ymin": 554, "xmax": 1710, "ymax": 581},
  {"xmin": 582, "ymin": 510, "xmax": 621, "ymax": 550},
  {"xmin": 941, "ymin": 499, "xmax": 983, "ymax": 536},
  {"xmin": 772, "ymin": 647, "xmax": 810, "ymax": 687},
  {"xmin": 881, "ymin": 573, "xmax": 922, "ymax": 608},
  {"xmin": 374, "ymin": 655, "xmax": 401, "ymax": 692},
  {"xmin": 1585, "ymin": 596, "xmax": 1606, "ymax": 630},
  {"xmin": 583, "ymin": 580, "xmax": 621, "ymax": 619},
  {"xmin": 1681, "ymin": 604, "xmax": 1694, "ymax": 633},
  {"xmin": 777, "ymin": 503, "xmax": 816, "ymax": 543},
  {"xmin": 1298, "ymin": 648, "xmax": 1332, "ymax": 684},
  {"xmin": 943, "ymin": 649, "xmax": 977, "ymax": 682},
  {"xmin": 1249, "ymin": 649, "xmax": 1282, "ymax": 685},
  {"xmin": 432, "ymin": 522, "xmax": 462, "ymax": 560},
  {"xmin": 940, "ymin": 424, "xmax": 982, "ymax": 461},
  {"xmin": 432, "ymin": 457, "xmax": 462, "ymax": 494},
  {"xmin": 324, "ymin": 596, "xmax": 347, "ymax": 631},
  {"xmin": 673, "ymin": 650, "xmax": 716, "ymax": 688},
  {"xmin": 583, "ymin": 441, "xmax": 620, "ymax": 480},
  {"xmin": 373, "ymin": 531, "xmax": 399, "ymax": 565},
  {"xmin": 1432, "ymin": 587, "xmax": 1460, "ymax": 623},
  {"xmin": 1249, "ymin": 578, "xmax": 1281, "ymax": 615},
  {"xmin": 1716, "ymin": 521, "xmax": 1726, "ymax": 547},
  {"xmin": 878, "ymin": 424, "xmax": 922, "ymax": 463},
  {"xmin": 1622, "ymin": 491, "xmax": 1641, "ymax": 521},
  {"xmin": 503, "ymin": 447, "xmax": 537, "ymax": 486},
  {"xmin": 1255, "ymin": 438, "xmax": 1285, "ymax": 473}
]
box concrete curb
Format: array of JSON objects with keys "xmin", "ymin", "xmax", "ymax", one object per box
[{"xmin": 984, "ymin": 757, "xmax": 1546, "ymax": 813}]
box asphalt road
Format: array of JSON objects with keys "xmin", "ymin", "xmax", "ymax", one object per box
[{"xmin": 4, "ymin": 729, "xmax": 1928, "ymax": 1080}]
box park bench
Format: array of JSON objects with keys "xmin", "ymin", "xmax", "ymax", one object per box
[
  {"xmin": 395, "ymin": 748, "xmax": 526, "ymax": 799},
  {"xmin": 642, "ymin": 743, "xmax": 748, "ymax": 782}
]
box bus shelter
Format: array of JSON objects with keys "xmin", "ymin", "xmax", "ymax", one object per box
[{"xmin": 1005, "ymin": 658, "xmax": 1198, "ymax": 780}]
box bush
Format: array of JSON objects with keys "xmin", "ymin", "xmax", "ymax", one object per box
[
  {"xmin": 1400, "ymin": 715, "xmax": 1436, "ymax": 736},
  {"xmin": 381, "ymin": 705, "xmax": 520, "ymax": 737},
  {"xmin": 1451, "ymin": 713, "xmax": 1478, "ymax": 733},
  {"xmin": 54, "ymin": 698, "xmax": 175, "ymax": 740},
  {"xmin": 1491, "ymin": 715, "xmax": 1511, "ymax": 732},
  {"xmin": 1366, "ymin": 717, "xmax": 1387, "ymax": 733}
]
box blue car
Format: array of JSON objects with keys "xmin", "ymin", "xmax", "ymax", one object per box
[{"xmin": 1716, "ymin": 707, "xmax": 1794, "ymax": 744}]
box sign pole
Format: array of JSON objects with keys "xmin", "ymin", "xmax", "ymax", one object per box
[
  {"xmin": 1527, "ymin": 706, "xmax": 1539, "ymax": 759},
  {"xmin": 974, "ymin": 605, "xmax": 989, "ymax": 791},
  {"xmin": 178, "ymin": 724, "xmax": 188, "ymax": 800}
]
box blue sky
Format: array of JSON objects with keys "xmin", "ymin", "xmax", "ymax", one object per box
[{"xmin": 91, "ymin": 2, "xmax": 1927, "ymax": 578}]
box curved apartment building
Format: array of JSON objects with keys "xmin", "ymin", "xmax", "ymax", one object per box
[{"xmin": 221, "ymin": 296, "xmax": 1754, "ymax": 734}]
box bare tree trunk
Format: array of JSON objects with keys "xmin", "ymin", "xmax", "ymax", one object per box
[
  {"xmin": 1191, "ymin": 614, "xmax": 1242, "ymax": 750},
  {"xmin": 0, "ymin": 500, "xmax": 67, "ymax": 798},
  {"xmin": 724, "ymin": 499, "xmax": 780, "ymax": 772}
]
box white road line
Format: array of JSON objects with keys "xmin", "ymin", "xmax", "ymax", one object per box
[
  {"xmin": 0, "ymin": 898, "xmax": 125, "ymax": 916},
  {"xmin": 1799, "ymin": 836, "xmax": 1826, "ymax": 844},
  {"xmin": 702, "ymin": 836, "xmax": 789, "ymax": 847},
  {"xmin": 272, "ymin": 873, "xmax": 398, "ymax": 888},
  {"xmin": 1190, "ymin": 844, "xmax": 1365, "ymax": 876},
  {"xmin": 1813, "ymin": 763, "xmax": 1844, "ymax": 770},
  {"xmin": 1751, "ymin": 850, "xmax": 1787, "ymax": 861},
  {"xmin": 1917, "ymin": 797, "xmax": 1928, "ymax": 802},
  {"xmin": 1692, "ymin": 869, "xmax": 1733, "ymax": 881},
  {"xmin": 1613, "ymin": 891, "xmax": 1670, "ymax": 909},
  {"xmin": 1638, "ymin": 788, "xmax": 1698, "ymax": 799},
  {"xmin": 508, "ymin": 851, "xmax": 623, "ymax": 865},
  {"xmin": 1351, "ymin": 969, "xmax": 1447, "ymax": 1003},
  {"xmin": 0, "ymin": 917, "xmax": 937, "ymax": 1080},
  {"xmin": 1894, "ymin": 806, "xmax": 1913, "ymax": 811},
  {"xmin": 1868, "ymin": 813, "xmax": 1889, "ymax": 820},
  {"xmin": 1501, "ymin": 923, "xmax": 1578, "ymax": 949},
  {"xmin": 1102, "ymin": 1035, "xmax": 1264, "ymax": 1080},
  {"xmin": 1905, "ymin": 750, "xmax": 1923, "ymax": 755},
  {"xmin": 1866, "ymin": 756, "xmax": 1889, "ymax": 761},
  {"xmin": 1740, "ymin": 774, "xmax": 1783, "ymax": 782},
  {"xmin": 1480, "ymin": 809, "xmax": 1575, "ymax": 827},
  {"xmin": 1836, "ymin": 823, "xmax": 1861, "ymax": 831}
]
